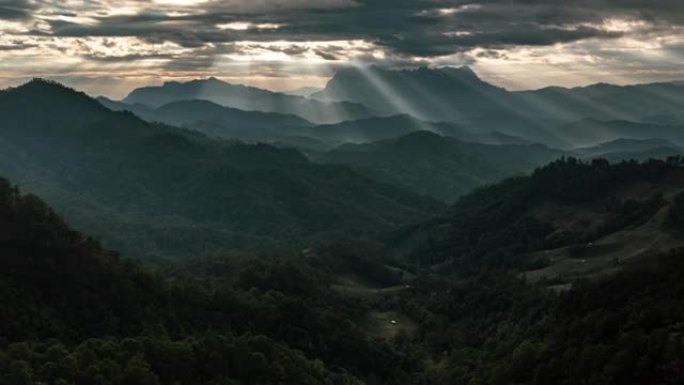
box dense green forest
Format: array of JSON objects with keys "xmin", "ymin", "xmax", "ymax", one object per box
[
  {"xmin": 0, "ymin": 80, "xmax": 442, "ymax": 260},
  {"xmin": 3, "ymin": 157, "xmax": 684, "ymax": 384},
  {"xmin": 390, "ymin": 157, "xmax": 682, "ymax": 269},
  {"xmin": 0, "ymin": 178, "xmax": 396, "ymax": 384}
]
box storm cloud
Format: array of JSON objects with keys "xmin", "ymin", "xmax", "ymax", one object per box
[
  {"xmin": 19, "ymin": 0, "xmax": 681, "ymax": 55},
  {"xmin": 1, "ymin": 0, "xmax": 683, "ymax": 96}
]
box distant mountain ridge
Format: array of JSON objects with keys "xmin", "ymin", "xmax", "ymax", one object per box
[
  {"xmin": 312, "ymin": 66, "xmax": 684, "ymax": 147},
  {"xmin": 98, "ymin": 96, "xmax": 322, "ymax": 149},
  {"xmin": 116, "ymin": 68, "xmax": 684, "ymax": 150},
  {"xmin": 575, "ymin": 138, "xmax": 683, "ymax": 157},
  {"xmin": 517, "ymin": 81, "xmax": 684, "ymax": 122},
  {"xmin": 313, "ymin": 66, "xmax": 509, "ymax": 121},
  {"xmin": 317, "ymin": 130, "xmax": 566, "ymax": 202},
  {"xmin": 98, "ymin": 98, "xmax": 531, "ymax": 151},
  {"xmin": 123, "ymin": 77, "xmax": 373, "ymax": 124},
  {"xmin": 314, "ymin": 65, "xmax": 684, "ymax": 123},
  {"xmin": 558, "ymin": 119, "xmax": 684, "ymax": 148}
]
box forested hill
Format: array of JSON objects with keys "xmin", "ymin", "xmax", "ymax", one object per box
[
  {"xmin": 390, "ymin": 157, "xmax": 684, "ymax": 278},
  {"xmin": 317, "ymin": 131, "xmax": 565, "ymax": 202},
  {"xmin": 0, "ymin": 178, "xmax": 171, "ymax": 341},
  {"xmin": 0, "ymin": 79, "xmax": 443, "ymax": 259},
  {"xmin": 0, "ymin": 178, "xmax": 382, "ymax": 384},
  {"xmin": 3, "ymin": 162, "xmax": 684, "ymax": 385}
]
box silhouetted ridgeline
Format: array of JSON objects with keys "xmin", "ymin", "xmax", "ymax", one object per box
[{"xmin": 0, "ymin": 79, "xmax": 443, "ymax": 259}]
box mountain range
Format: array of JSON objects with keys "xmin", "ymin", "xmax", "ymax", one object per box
[
  {"xmin": 313, "ymin": 66, "xmax": 684, "ymax": 147},
  {"xmin": 0, "ymin": 70, "xmax": 682, "ymax": 259},
  {"xmin": 314, "ymin": 66, "xmax": 684, "ymax": 126},
  {"xmin": 122, "ymin": 77, "xmax": 372, "ymax": 124},
  {"xmin": 48, "ymin": 73, "xmax": 684, "ymax": 207},
  {"xmin": 2, "ymin": 67, "xmax": 684, "ymax": 385},
  {"xmin": 316, "ymin": 131, "xmax": 565, "ymax": 202},
  {"xmin": 0, "ymin": 79, "xmax": 442, "ymax": 259},
  {"xmin": 3, "ymin": 156, "xmax": 684, "ymax": 384},
  {"xmin": 107, "ymin": 66, "xmax": 684, "ymax": 153}
]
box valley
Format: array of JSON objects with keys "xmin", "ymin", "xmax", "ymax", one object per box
[
  {"xmin": 4, "ymin": 1, "xmax": 684, "ymax": 383},
  {"xmin": 1, "ymin": 68, "xmax": 684, "ymax": 385}
]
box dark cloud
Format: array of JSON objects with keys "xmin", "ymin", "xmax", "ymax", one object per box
[
  {"xmin": 0, "ymin": 0, "xmax": 37, "ymax": 20},
  {"xmin": 2, "ymin": 0, "xmax": 684, "ymax": 79},
  {"xmin": 18, "ymin": 0, "xmax": 680, "ymax": 59}
]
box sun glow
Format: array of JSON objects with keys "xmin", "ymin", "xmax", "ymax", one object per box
[
  {"xmin": 153, "ymin": 0, "xmax": 209, "ymax": 5},
  {"xmin": 217, "ymin": 23, "xmax": 282, "ymax": 31}
]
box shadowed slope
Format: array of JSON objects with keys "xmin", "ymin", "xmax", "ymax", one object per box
[{"xmin": 0, "ymin": 80, "xmax": 443, "ymax": 259}]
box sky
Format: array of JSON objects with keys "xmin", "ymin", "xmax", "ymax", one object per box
[{"xmin": 1, "ymin": 0, "xmax": 684, "ymax": 98}]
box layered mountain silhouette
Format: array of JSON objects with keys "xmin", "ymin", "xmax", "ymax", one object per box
[
  {"xmin": 314, "ymin": 66, "xmax": 684, "ymax": 126},
  {"xmin": 517, "ymin": 82, "xmax": 684, "ymax": 123},
  {"xmin": 115, "ymin": 67, "xmax": 684, "ymax": 151},
  {"xmin": 0, "ymin": 79, "xmax": 443, "ymax": 259},
  {"xmin": 575, "ymin": 138, "xmax": 683, "ymax": 157},
  {"xmin": 312, "ymin": 66, "xmax": 684, "ymax": 147},
  {"xmin": 317, "ymin": 131, "xmax": 565, "ymax": 202},
  {"xmin": 313, "ymin": 66, "xmax": 509, "ymax": 121},
  {"xmin": 304, "ymin": 115, "xmax": 531, "ymax": 147},
  {"xmin": 98, "ymin": 98, "xmax": 531, "ymax": 151},
  {"xmin": 122, "ymin": 77, "xmax": 373, "ymax": 124},
  {"xmin": 4, "ymin": 72, "xmax": 684, "ymax": 385},
  {"xmin": 98, "ymin": 97, "xmax": 329, "ymax": 150},
  {"xmin": 557, "ymin": 119, "xmax": 684, "ymax": 148}
]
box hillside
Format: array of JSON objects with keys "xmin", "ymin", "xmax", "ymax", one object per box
[
  {"xmin": 98, "ymin": 99, "xmax": 527, "ymax": 152},
  {"xmin": 0, "ymin": 178, "xmax": 395, "ymax": 384},
  {"xmin": 99, "ymin": 97, "xmax": 313, "ymax": 131},
  {"xmin": 518, "ymin": 82, "xmax": 684, "ymax": 123},
  {"xmin": 0, "ymin": 178, "xmax": 171, "ymax": 341},
  {"xmin": 305, "ymin": 114, "xmax": 532, "ymax": 147},
  {"xmin": 389, "ymin": 157, "xmax": 684, "ymax": 281},
  {"xmin": 0, "ymin": 80, "xmax": 443, "ymax": 259},
  {"xmin": 115, "ymin": 70, "xmax": 684, "ymax": 152},
  {"xmin": 559, "ymin": 119, "xmax": 684, "ymax": 148},
  {"xmin": 4, "ymin": 161, "xmax": 684, "ymax": 385},
  {"xmin": 575, "ymin": 138, "xmax": 682, "ymax": 157},
  {"xmin": 98, "ymin": 97, "xmax": 328, "ymax": 150},
  {"xmin": 123, "ymin": 77, "xmax": 372, "ymax": 124},
  {"xmin": 317, "ymin": 131, "xmax": 565, "ymax": 202}
]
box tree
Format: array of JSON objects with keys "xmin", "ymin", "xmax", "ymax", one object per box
[{"xmin": 122, "ymin": 356, "xmax": 160, "ymax": 385}]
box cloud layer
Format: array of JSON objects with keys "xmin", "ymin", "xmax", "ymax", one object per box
[{"xmin": 1, "ymin": 0, "xmax": 683, "ymax": 96}]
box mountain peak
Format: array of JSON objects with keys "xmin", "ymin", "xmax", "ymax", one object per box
[
  {"xmin": 443, "ymin": 65, "xmax": 478, "ymax": 76},
  {"xmin": 187, "ymin": 77, "xmax": 229, "ymax": 86},
  {"xmin": 360, "ymin": 64, "xmax": 479, "ymax": 79},
  {"xmin": 425, "ymin": 65, "xmax": 483, "ymax": 83},
  {"xmin": 6, "ymin": 79, "xmax": 104, "ymax": 108},
  {"xmin": 14, "ymin": 78, "xmax": 74, "ymax": 93}
]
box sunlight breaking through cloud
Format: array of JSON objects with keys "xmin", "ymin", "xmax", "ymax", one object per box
[{"xmin": 1, "ymin": 1, "xmax": 684, "ymax": 96}]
